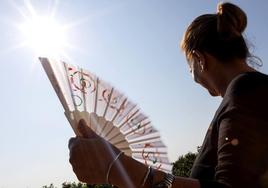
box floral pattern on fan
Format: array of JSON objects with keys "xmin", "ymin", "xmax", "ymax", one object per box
[
  {"xmin": 39, "ymin": 57, "xmax": 172, "ymax": 173},
  {"xmin": 68, "ymin": 67, "xmax": 96, "ymax": 94},
  {"xmin": 142, "ymin": 143, "xmax": 162, "ymax": 170},
  {"xmin": 72, "ymin": 95, "xmax": 83, "ymax": 106}
]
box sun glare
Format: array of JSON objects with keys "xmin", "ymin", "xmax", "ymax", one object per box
[
  {"xmin": 10, "ymin": 0, "xmax": 75, "ymax": 59},
  {"xmin": 19, "ymin": 15, "xmax": 68, "ymax": 57}
]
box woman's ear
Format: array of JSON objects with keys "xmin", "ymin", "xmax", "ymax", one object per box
[{"xmin": 193, "ymin": 50, "xmax": 206, "ymax": 72}]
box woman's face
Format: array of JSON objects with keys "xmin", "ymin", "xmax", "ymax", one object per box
[
  {"xmin": 188, "ymin": 58, "xmax": 201, "ymax": 83},
  {"xmin": 187, "ymin": 57, "xmax": 219, "ymax": 96},
  {"xmin": 188, "ymin": 56, "xmax": 203, "ymax": 84}
]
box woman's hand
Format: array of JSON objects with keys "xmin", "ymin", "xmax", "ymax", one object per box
[
  {"xmin": 68, "ymin": 119, "xmax": 121, "ymax": 184},
  {"xmin": 68, "ymin": 119, "xmax": 171, "ymax": 188}
]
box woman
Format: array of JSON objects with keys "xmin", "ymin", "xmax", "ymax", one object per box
[{"xmin": 69, "ymin": 2, "xmax": 268, "ymax": 188}]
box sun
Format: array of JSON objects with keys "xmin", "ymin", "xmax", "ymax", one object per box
[
  {"xmin": 13, "ymin": 0, "xmax": 73, "ymax": 59},
  {"xmin": 19, "ymin": 15, "xmax": 68, "ymax": 57}
]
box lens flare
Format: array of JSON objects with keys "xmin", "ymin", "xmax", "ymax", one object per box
[{"xmin": 19, "ymin": 15, "xmax": 68, "ymax": 57}]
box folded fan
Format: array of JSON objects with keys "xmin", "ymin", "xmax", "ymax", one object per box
[{"xmin": 39, "ymin": 57, "xmax": 172, "ymax": 172}]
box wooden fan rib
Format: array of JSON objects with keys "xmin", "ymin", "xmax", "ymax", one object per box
[
  {"xmin": 128, "ymin": 135, "xmax": 161, "ymax": 145},
  {"xmin": 104, "ymin": 127, "xmax": 119, "ymax": 141},
  {"xmin": 113, "ymin": 102, "xmax": 138, "ymax": 126},
  {"xmin": 131, "ymin": 148, "xmax": 167, "ymax": 153},
  {"xmin": 126, "ymin": 131, "xmax": 160, "ymax": 142},
  {"xmin": 121, "ymin": 148, "xmax": 132, "ymax": 153},
  {"xmin": 98, "ymin": 121, "xmax": 110, "ymax": 137},
  {"xmin": 120, "ymin": 114, "xmax": 149, "ymax": 132},
  {"xmin": 98, "ymin": 88, "xmax": 114, "ymax": 136},
  {"xmin": 94, "ymin": 78, "xmax": 99, "ymax": 113},
  {"xmin": 126, "ymin": 129, "xmax": 158, "ymax": 141},
  {"xmin": 133, "ymin": 156, "xmax": 170, "ymax": 165},
  {"xmin": 63, "ymin": 62, "xmax": 78, "ymax": 112},
  {"xmin": 111, "ymin": 98, "xmax": 127, "ymax": 122},
  {"xmin": 110, "ymin": 117, "xmax": 150, "ymax": 141},
  {"xmin": 100, "ymin": 97, "xmax": 129, "ymax": 138},
  {"xmin": 118, "ymin": 109, "xmax": 140, "ymax": 129},
  {"xmin": 123, "ymin": 121, "xmax": 151, "ymax": 137},
  {"xmin": 40, "ymin": 58, "xmax": 69, "ymax": 112},
  {"xmin": 102, "ymin": 87, "xmax": 114, "ymax": 118},
  {"xmin": 134, "ymin": 156, "xmax": 171, "ymax": 166},
  {"xmin": 130, "ymin": 142, "xmax": 166, "ymax": 149},
  {"xmin": 132, "ymin": 150, "xmax": 168, "ymax": 155},
  {"xmin": 103, "ymin": 108, "xmax": 138, "ymax": 140},
  {"xmin": 129, "ymin": 138, "xmax": 163, "ymax": 147},
  {"xmin": 79, "ymin": 68, "xmax": 87, "ymax": 112},
  {"xmin": 117, "ymin": 146, "xmax": 131, "ymax": 151}
]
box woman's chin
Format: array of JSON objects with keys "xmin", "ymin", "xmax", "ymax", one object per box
[{"xmin": 208, "ymin": 89, "xmax": 220, "ymax": 97}]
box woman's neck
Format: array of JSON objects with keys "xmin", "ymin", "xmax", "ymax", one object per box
[{"xmin": 214, "ymin": 60, "xmax": 256, "ymax": 97}]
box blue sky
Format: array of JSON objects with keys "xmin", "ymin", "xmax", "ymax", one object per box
[{"xmin": 1, "ymin": 0, "xmax": 268, "ymax": 187}]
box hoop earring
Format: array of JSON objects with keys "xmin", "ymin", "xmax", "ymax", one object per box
[
  {"xmin": 199, "ymin": 61, "xmax": 204, "ymax": 72},
  {"xmin": 201, "ymin": 66, "xmax": 204, "ymax": 72}
]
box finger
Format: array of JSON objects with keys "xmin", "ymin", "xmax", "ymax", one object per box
[
  {"xmin": 77, "ymin": 119, "xmax": 99, "ymax": 139},
  {"xmin": 68, "ymin": 137, "xmax": 77, "ymax": 150}
]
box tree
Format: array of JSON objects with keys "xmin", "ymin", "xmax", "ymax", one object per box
[
  {"xmin": 61, "ymin": 182, "xmax": 88, "ymax": 188},
  {"xmin": 42, "ymin": 184, "xmax": 57, "ymax": 188},
  {"xmin": 172, "ymin": 147, "xmax": 200, "ymax": 177}
]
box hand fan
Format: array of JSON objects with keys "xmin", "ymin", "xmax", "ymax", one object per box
[{"xmin": 39, "ymin": 57, "xmax": 172, "ymax": 172}]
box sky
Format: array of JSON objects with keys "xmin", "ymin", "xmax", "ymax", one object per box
[{"xmin": 1, "ymin": 0, "xmax": 268, "ymax": 187}]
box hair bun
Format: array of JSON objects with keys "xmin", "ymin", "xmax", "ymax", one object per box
[{"xmin": 217, "ymin": 2, "xmax": 247, "ymax": 37}]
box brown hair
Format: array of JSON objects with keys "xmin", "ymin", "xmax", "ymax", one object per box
[{"xmin": 181, "ymin": 2, "xmax": 249, "ymax": 63}]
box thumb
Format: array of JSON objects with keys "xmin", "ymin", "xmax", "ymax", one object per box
[{"xmin": 77, "ymin": 119, "xmax": 98, "ymax": 139}]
